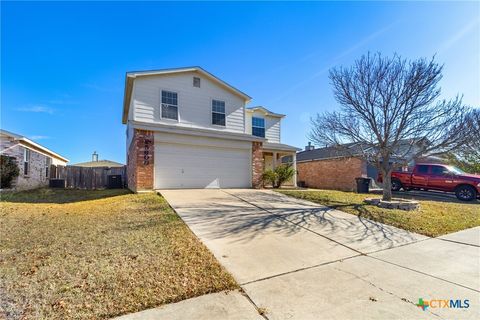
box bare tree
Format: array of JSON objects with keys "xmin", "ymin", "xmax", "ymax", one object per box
[
  {"xmin": 309, "ymin": 53, "xmax": 472, "ymax": 201},
  {"xmin": 447, "ymin": 109, "xmax": 480, "ymax": 173},
  {"xmin": 464, "ymin": 109, "xmax": 480, "ymax": 160}
]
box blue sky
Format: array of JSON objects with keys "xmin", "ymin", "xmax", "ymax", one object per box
[{"xmin": 2, "ymin": 1, "xmax": 479, "ymax": 164}]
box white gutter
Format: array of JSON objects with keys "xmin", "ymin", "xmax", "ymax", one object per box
[{"xmin": 130, "ymin": 121, "xmax": 266, "ymax": 143}]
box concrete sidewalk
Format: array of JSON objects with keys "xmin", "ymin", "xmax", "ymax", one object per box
[
  {"xmin": 114, "ymin": 290, "xmax": 263, "ymax": 320},
  {"xmin": 120, "ymin": 189, "xmax": 479, "ymax": 319}
]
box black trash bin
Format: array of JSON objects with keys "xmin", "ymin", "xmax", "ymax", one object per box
[{"xmin": 355, "ymin": 177, "xmax": 371, "ymax": 193}]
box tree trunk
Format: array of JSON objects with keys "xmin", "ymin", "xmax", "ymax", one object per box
[{"xmin": 382, "ymin": 167, "xmax": 393, "ymax": 201}]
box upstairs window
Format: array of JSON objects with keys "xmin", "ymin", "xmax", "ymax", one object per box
[
  {"xmin": 161, "ymin": 90, "xmax": 178, "ymax": 120},
  {"xmin": 193, "ymin": 77, "xmax": 201, "ymax": 88},
  {"xmin": 212, "ymin": 100, "xmax": 226, "ymax": 126},
  {"xmin": 23, "ymin": 149, "xmax": 30, "ymax": 176},
  {"xmin": 252, "ymin": 117, "xmax": 265, "ymax": 138}
]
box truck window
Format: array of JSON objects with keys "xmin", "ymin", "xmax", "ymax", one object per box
[
  {"xmin": 431, "ymin": 166, "xmax": 449, "ymax": 176},
  {"xmin": 417, "ymin": 165, "xmax": 429, "ymax": 174}
]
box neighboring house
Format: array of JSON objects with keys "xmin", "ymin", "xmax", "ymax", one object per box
[
  {"xmin": 123, "ymin": 66, "xmax": 299, "ymax": 191},
  {"xmin": 0, "ymin": 129, "xmax": 69, "ymax": 190},
  {"xmin": 71, "ymin": 152, "xmax": 125, "ymax": 168},
  {"xmin": 296, "ymin": 143, "xmax": 368, "ymax": 191},
  {"xmin": 296, "ymin": 140, "xmax": 429, "ymax": 191}
]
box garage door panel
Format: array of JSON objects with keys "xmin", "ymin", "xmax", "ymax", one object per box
[
  {"xmin": 163, "ymin": 154, "xmax": 248, "ymax": 163},
  {"xmin": 156, "ymin": 154, "xmax": 249, "ymax": 170},
  {"xmin": 158, "ymin": 145, "xmax": 248, "ymax": 159},
  {"xmin": 154, "ymin": 141, "xmax": 251, "ymax": 189}
]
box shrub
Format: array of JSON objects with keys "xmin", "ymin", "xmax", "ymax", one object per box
[
  {"xmin": 0, "ymin": 155, "xmax": 19, "ymax": 189},
  {"xmin": 262, "ymin": 164, "xmax": 296, "ymax": 188},
  {"xmin": 262, "ymin": 169, "xmax": 277, "ymax": 188},
  {"xmin": 275, "ymin": 164, "xmax": 296, "ymax": 187}
]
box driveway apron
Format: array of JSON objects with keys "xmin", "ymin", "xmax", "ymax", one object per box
[
  {"xmin": 159, "ymin": 189, "xmax": 479, "ymax": 320},
  {"xmin": 161, "ymin": 189, "xmax": 358, "ymax": 284}
]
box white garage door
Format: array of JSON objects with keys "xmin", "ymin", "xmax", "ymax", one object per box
[{"xmin": 154, "ymin": 139, "xmax": 251, "ymax": 189}]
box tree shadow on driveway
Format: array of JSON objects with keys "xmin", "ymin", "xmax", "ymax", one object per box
[{"xmin": 169, "ymin": 191, "xmax": 424, "ymax": 251}]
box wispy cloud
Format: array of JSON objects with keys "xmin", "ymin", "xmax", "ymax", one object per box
[
  {"xmin": 83, "ymin": 83, "xmax": 121, "ymax": 93},
  {"xmin": 268, "ymin": 21, "xmax": 399, "ymax": 104},
  {"xmin": 47, "ymin": 93, "xmax": 78, "ymax": 105},
  {"xmin": 16, "ymin": 105, "xmax": 55, "ymax": 114},
  {"xmin": 30, "ymin": 135, "xmax": 51, "ymax": 140},
  {"xmin": 47, "ymin": 99, "xmax": 78, "ymax": 105},
  {"xmin": 438, "ymin": 18, "xmax": 479, "ymax": 54}
]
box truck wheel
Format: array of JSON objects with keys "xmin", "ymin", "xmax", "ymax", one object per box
[
  {"xmin": 455, "ymin": 185, "xmax": 477, "ymax": 201},
  {"xmin": 391, "ymin": 179, "xmax": 402, "ymax": 192}
]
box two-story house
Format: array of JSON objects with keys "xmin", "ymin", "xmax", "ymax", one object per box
[{"xmin": 122, "ymin": 67, "xmax": 299, "ymax": 191}]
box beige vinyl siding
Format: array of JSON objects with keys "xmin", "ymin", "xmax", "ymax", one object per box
[
  {"xmin": 265, "ymin": 117, "xmax": 280, "ymax": 143},
  {"xmin": 132, "ymin": 72, "xmax": 246, "ymax": 133},
  {"xmin": 245, "ymin": 111, "xmax": 281, "ymax": 143},
  {"xmin": 128, "ymin": 85, "xmax": 135, "ymax": 121},
  {"xmin": 245, "ymin": 112, "xmax": 252, "ymax": 135}
]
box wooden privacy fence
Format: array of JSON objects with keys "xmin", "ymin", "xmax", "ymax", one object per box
[{"xmin": 50, "ymin": 165, "xmax": 126, "ymax": 189}]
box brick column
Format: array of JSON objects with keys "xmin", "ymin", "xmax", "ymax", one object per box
[
  {"xmin": 127, "ymin": 129, "xmax": 154, "ymax": 192},
  {"xmin": 252, "ymin": 141, "xmax": 264, "ymax": 189}
]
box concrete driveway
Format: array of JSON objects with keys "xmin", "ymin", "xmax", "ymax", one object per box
[{"xmin": 123, "ymin": 189, "xmax": 480, "ymax": 319}]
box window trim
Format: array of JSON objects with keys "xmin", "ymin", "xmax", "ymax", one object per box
[
  {"xmin": 160, "ymin": 89, "xmax": 179, "ymax": 121},
  {"xmin": 252, "ymin": 116, "xmax": 266, "ymax": 138},
  {"xmin": 211, "ymin": 99, "xmax": 226, "ymax": 127},
  {"xmin": 23, "ymin": 148, "xmax": 30, "ymax": 176},
  {"xmin": 193, "ymin": 76, "xmax": 201, "ymax": 88},
  {"xmin": 45, "ymin": 157, "xmax": 51, "ymax": 178}
]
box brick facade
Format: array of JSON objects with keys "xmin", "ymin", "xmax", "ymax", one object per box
[
  {"xmin": 126, "ymin": 133, "xmax": 267, "ymax": 190},
  {"xmin": 252, "ymin": 141, "xmax": 264, "ymax": 189},
  {"xmin": 0, "ymin": 139, "xmax": 50, "ymax": 190},
  {"xmin": 127, "ymin": 129, "xmax": 154, "ymax": 192},
  {"xmin": 297, "ymin": 157, "xmax": 367, "ymax": 191}
]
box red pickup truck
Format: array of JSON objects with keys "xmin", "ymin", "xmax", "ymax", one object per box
[{"xmin": 383, "ymin": 163, "xmax": 480, "ymax": 201}]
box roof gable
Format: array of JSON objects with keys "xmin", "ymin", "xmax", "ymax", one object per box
[
  {"xmin": 71, "ymin": 160, "xmax": 124, "ymax": 168},
  {"xmin": 246, "ymin": 106, "xmax": 285, "ymax": 118},
  {"xmin": 122, "ymin": 67, "xmax": 251, "ymax": 124},
  {"xmin": 297, "ymin": 139, "xmax": 425, "ymax": 162},
  {"xmin": 0, "ymin": 129, "xmax": 69, "ymax": 162}
]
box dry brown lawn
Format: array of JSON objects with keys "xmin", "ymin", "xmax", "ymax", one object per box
[
  {"xmin": 278, "ymin": 189, "xmax": 480, "ymax": 237},
  {"xmin": 0, "ymin": 189, "xmax": 237, "ymax": 319}
]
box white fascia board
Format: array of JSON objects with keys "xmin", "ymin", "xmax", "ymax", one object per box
[
  {"xmin": 130, "ymin": 121, "xmax": 266, "ymax": 143},
  {"xmin": 18, "ymin": 139, "xmax": 69, "ymax": 163},
  {"xmin": 246, "ymin": 107, "xmax": 285, "ymax": 118}
]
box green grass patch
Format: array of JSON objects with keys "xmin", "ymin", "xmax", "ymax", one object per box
[
  {"xmin": 277, "ymin": 189, "xmax": 480, "ymax": 237},
  {"xmin": 0, "ymin": 189, "xmax": 237, "ymax": 319}
]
